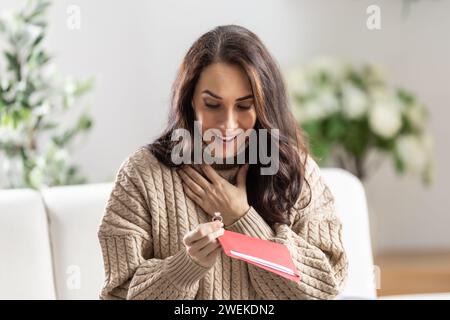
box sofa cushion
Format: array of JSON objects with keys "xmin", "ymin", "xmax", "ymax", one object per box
[
  {"xmin": 322, "ymin": 168, "xmax": 377, "ymax": 299},
  {"xmin": 41, "ymin": 183, "xmax": 112, "ymax": 300},
  {"xmin": 0, "ymin": 188, "xmax": 56, "ymax": 299}
]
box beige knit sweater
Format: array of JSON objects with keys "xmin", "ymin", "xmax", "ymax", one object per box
[{"xmin": 97, "ymin": 146, "xmax": 348, "ymax": 300}]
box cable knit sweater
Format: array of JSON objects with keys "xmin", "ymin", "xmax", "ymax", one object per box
[{"xmin": 97, "ymin": 146, "xmax": 348, "ymax": 300}]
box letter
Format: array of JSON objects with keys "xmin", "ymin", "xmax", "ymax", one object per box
[
  {"xmin": 259, "ymin": 129, "xmax": 280, "ymax": 175},
  {"xmin": 193, "ymin": 121, "xmax": 204, "ymax": 164},
  {"xmin": 66, "ymin": 5, "xmax": 81, "ymax": 30},
  {"xmin": 171, "ymin": 128, "xmax": 191, "ymax": 165},
  {"xmin": 66, "ymin": 265, "xmax": 81, "ymax": 290},
  {"xmin": 203, "ymin": 127, "xmax": 223, "ymax": 165},
  {"xmin": 366, "ymin": 5, "xmax": 381, "ymax": 30}
]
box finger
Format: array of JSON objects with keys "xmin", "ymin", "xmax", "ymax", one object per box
[
  {"xmin": 201, "ymin": 164, "xmax": 224, "ymax": 185},
  {"xmin": 183, "ymin": 220, "xmax": 223, "ymax": 245},
  {"xmin": 206, "ymin": 245, "xmax": 223, "ymax": 258},
  {"xmin": 236, "ymin": 164, "xmax": 249, "ymax": 189},
  {"xmin": 183, "ymin": 183, "xmax": 203, "ymax": 206},
  {"xmin": 179, "ymin": 170, "xmax": 205, "ymax": 197},
  {"xmin": 185, "ymin": 225, "xmax": 222, "ymax": 251},
  {"xmin": 183, "ymin": 166, "xmax": 211, "ymax": 190},
  {"xmin": 198, "ymin": 241, "xmax": 221, "ymax": 258},
  {"xmin": 191, "ymin": 227, "xmax": 224, "ymax": 252}
]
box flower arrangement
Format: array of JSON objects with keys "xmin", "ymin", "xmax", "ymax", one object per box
[
  {"xmin": 0, "ymin": 0, "xmax": 94, "ymax": 189},
  {"xmin": 286, "ymin": 57, "xmax": 435, "ymax": 185}
]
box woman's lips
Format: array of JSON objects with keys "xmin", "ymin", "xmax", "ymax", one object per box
[{"xmin": 214, "ymin": 133, "xmax": 239, "ymax": 143}]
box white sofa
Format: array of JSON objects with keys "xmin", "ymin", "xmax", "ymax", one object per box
[{"xmin": 0, "ymin": 168, "xmax": 377, "ymax": 300}]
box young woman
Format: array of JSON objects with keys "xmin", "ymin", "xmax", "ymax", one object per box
[{"xmin": 98, "ymin": 25, "xmax": 348, "ymax": 300}]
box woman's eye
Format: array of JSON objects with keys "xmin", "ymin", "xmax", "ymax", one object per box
[
  {"xmin": 205, "ymin": 103, "xmax": 220, "ymax": 109},
  {"xmin": 237, "ymin": 104, "xmax": 253, "ymax": 110}
]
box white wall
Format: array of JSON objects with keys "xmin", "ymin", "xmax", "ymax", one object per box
[{"xmin": 0, "ymin": 0, "xmax": 449, "ymax": 253}]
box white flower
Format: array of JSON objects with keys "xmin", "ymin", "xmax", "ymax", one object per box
[
  {"xmin": 299, "ymin": 100, "xmax": 328, "ymax": 122},
  {"xmin": 395, "ymin": 134, "xmax": 430, "ymax": 175},
  {"xmin": 294, "ymin": 89, "xmax": 339, "ymax": 123},
  {"xmin": 317, "ymin": 88, "xmax": 339, "ymax": 115},
  {"xmin": 341, "ymin": 84, "xmax": 368, "ymax": 119},
  {"xmin": 285, "ymin": 66, "xmax": 311, "ymax": 97},
  {"xmin": 306, "ymin": 57, "xmax": 346, "ymax": 82},
  {"xmin": 369, "ymin": 97, "xmax": 402, "ymax": 139}
]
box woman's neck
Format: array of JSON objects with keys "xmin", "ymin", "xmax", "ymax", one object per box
[{"xmin": 190, "ymin": 159, "xmax": 244, "ymax": 185}]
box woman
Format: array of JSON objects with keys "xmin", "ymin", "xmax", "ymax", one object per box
[{"xmin": 98, "ymin": 25, "xmax": 348, "ymax": 300}]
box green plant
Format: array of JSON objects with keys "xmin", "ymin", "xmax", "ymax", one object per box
[
  {"xmin": 0, "ymin": 0, "xmax": 94, "ymax": 189},
  {"xmin": 286, "ymin": 57, "xmax": 435, "ymax": 185}
]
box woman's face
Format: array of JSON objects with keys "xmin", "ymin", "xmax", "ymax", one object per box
[{"xmin": 192, "ymin": 62, "xmax": 257, "ymax": 159}]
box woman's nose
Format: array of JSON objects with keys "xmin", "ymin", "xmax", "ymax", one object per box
[{"xmin": 217, "ymin": 110, "xmax": 239, "ymax": 132}]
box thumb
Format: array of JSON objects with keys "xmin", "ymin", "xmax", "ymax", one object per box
[{"xmin": 236, "ymin": 164, "xmax": 249, "ymax": 189}]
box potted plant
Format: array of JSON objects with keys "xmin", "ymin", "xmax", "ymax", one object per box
[
  {"xmin": 286, "ymin": 57, "xmax": 435, "ymax": 185},
  {"xmin": 0, "ymin": 0, "xmax": 94, "ymax": 189}
]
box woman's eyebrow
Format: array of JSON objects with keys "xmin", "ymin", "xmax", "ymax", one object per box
[{"xmin": 202, "ymin": 89, "xmax": 253, "ymax": 101}]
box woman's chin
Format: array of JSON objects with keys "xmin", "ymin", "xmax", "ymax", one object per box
[{"xmin": 211, "ymin": 151, "xmax": 237, "ymax": 161}]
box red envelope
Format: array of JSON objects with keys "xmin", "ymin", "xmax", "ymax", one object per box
[{"xmin": 218, "ymin": 229, "xmax": 300, "ymax": 283}]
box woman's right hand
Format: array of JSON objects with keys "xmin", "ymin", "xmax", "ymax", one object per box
[{"xmin": 182, "ymin": 220, "xmax": 225, "ymax": 268}]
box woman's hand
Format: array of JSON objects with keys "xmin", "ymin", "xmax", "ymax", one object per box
[
  {"xmin": 178, "ymin": 164, "xmax": 250, "ymax": 227},
  {"xmin": 183, "ymin": 220, "xmax": 225, "ymax": 268}
]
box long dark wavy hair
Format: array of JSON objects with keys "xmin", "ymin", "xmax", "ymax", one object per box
[{"xmin": 147, "ymin": 25, "xmax": 312, "ymax": 228}]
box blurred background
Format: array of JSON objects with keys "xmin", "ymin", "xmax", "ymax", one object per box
[{"xmin": 0, "ymin": 0, "xmax": 449, "ymax": 299}]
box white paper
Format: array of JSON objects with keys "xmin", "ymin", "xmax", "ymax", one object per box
[{"xmin": 230, "ymin": 250, "xmax": 297, "ymax": 276}]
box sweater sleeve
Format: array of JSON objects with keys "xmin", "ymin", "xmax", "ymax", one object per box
[
  {"xmin": 97, "ymin": 155, "xmax": 211, "ymax": 300},
  {"xmin": 225, "ymin": 155, "xmax": 348, "ymax": 300}
]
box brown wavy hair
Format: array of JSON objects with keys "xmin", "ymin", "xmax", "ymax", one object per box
[{"xmin": 147, "ymin": 25, "xmax": 311, "ymax": 228}]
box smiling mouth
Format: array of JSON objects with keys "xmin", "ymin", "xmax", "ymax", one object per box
[{"xmin": 214, "ymin": 133, "xmax": 239, "ymax": 143}]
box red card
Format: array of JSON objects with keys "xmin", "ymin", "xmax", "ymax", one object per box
[{"xmin": 218, "ymin": 229, "xmax": 300, "ymax": 283}]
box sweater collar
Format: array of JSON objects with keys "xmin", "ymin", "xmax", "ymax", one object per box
[{"xmin": 190, "ymin": 162, "xmax": 243, "ymax": 185}]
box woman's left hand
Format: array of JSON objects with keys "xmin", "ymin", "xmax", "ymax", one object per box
[{"xmin": 178, "ymin": 164, "xmax": 250, "ymax": 227}]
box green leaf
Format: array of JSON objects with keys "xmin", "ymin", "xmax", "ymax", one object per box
[
  {"xmin": 24, "ymin": 0, "xmax": 51, "ymax": 23},
  {"xmin": 76, "ymin": 114, "xmax": 93, "ymax": 131},
  {"xmin": 310, "ymin": 138, "xmax": 332, "ymax": 165},
  {"xmin": 74, "ymin": 77, "xmax": 95, "ymax": 97},
  {"xmin": 397, "ymin": 88, "xmax": 415, "ymax": 105},
  {"xmin": 31, "ymin": 32, "xmax": 44, "ymax": 48},
  {"xmin": 0, "ymin": 98, "xmax": 5, "ymax": 113},
  {"xmin": 342, "ymin": 120, "xmax": 370, "ymax": 158},
  {"xmin": 35, "ymin": 50, "xmax": 50, "ymax": 66},
  {"xmin": 324, "ymin": 115, "xmax": 346, "ymax": 141},
  {"xmin": 374, "ymin": 135, "xmax": 395, "ymax": 151},
  {"xmin": 1, "ymin": 113, "xmax": 10, "ymax": 127},
  {"xmin": 41, "ymin": 122, "xmax": 58, "ymax": 131},
  {"xmin": 4, "ymin": 51, "xmax": 20, "ymax": 72},
  {"xmin": 394, "ymin": 153, "xmax": 405, "ymax": 174}
]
